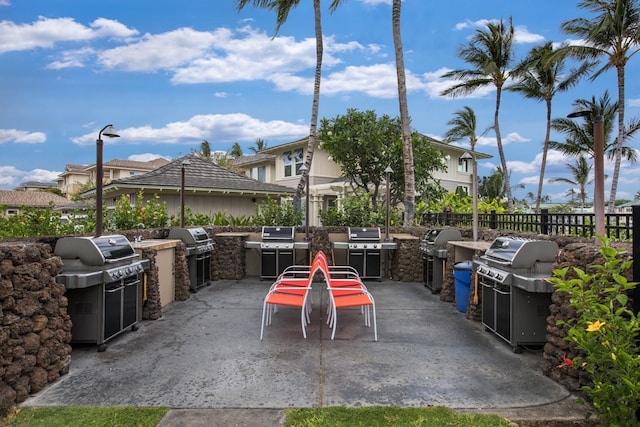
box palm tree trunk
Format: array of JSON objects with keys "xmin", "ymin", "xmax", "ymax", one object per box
[
  {"xmin": 607, "ymin": 64, "xmax": 625, "ymax": 213},
  {"xmin": 392, "ymin": 0, "xmax": 415, "ymax": 225},
  {"xmin": 493, "ymin": 85, "xmax": 513, "ymax": 212},
  {"xmin": 536, "ymin": 98, "xmax": 552, "ymax": 213},
  {"xmin": 293, "ymin": 0, "xmax": 322, "ymax": 212}
]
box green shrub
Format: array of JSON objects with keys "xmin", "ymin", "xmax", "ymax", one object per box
[{"xmin": 549, "ymin": 237, "xmax": 640, "ymax": 425}]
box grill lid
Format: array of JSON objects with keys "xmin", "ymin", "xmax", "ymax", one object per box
[
  {"xmin": 483, "ymin": 236, "xmax": 559, "ymax": 269},
  {"xmin": 348, "ymin": 227, "xmax": 381, "ymax": 241},
  {"xmin": 423, "ymin": 229, "xmax": 462, "ymax": 246},
  {"xmin": 168, "ymin": 227, "xmax": 211, "ymax": 246},
  {"xmin": 261, "ymin": 226, "xmax": 295, "ymax": 241},
  {"xmin": 54, "ymin": 235, "xmax": 136, "ymax": 266}
]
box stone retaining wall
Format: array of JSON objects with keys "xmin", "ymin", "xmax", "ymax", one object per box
[{"xmin": 0, "ymin": 242, "xmax": 72, "ymax": 416}]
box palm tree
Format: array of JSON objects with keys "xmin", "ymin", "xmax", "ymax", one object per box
[
  {"xmin": 236, "ymin": 0, "xmax": 345, "ymax": 214},
  {"xmin": 444, "ymin": 106, "xmax": 480, "ymax": 151},
  {"xmin": 392, "ymin": 0, "xmax": 415, "ymax": 225},
  {"xmin": 441, "ymin": 18, "xmax": 516, "ymax": 212},
  {"xmin": 560, "ymin": 0, "xmax": 640, "ymax": 211},
  {"xmin": 194, "ymin": 140, "xmax": 213, "ymax": 161},
  {"xmin": 550, "ymin": 92, "xmax": 640, "ymax": 164},
  {"xmin": 550, "ymin": 156, "xmax": 592, "ymax": 210},
  {"xmin": 228, "ymin": 142, "xmax": 243, "ymax": 158},
  {"xmin": 249, "ymin": 138, "xmax": 268, "ymax": 153},
  {"xmin": 508, "ymin": 41, "xmax": 593, "ymax": 212}
]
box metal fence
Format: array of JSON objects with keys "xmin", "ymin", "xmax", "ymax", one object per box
[{"xmin": 422, "ymin": 208, "xmax": 635, "ymax": 240}]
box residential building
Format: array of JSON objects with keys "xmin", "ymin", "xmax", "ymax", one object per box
[
  {"xmin": 234, "ymin": 135, "xmax": 491, "ymax": 225},
  {"xmin": 0, "ymin": 190, "xmax": 71, "ymax": 217},
  {"xmin": 57, "ymin": 158, "xmax": 171, "ymax": 199},
  {"xmin": 90, "ymin": 155, "xmax": 294, "ymax": 221}
]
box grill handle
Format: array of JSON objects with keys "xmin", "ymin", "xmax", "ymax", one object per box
[
  {"xmin": 104, "ymin": 254, "xmax": 140, "ymax": 264},
  {"xmin": 483, "ymin": 257, "xmax": 512, "ymax": 267}
]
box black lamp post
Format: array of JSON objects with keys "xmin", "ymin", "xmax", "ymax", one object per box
[
  {"xmin": 384, "ymin": 166, "xmax": 393, "ymax": 241},
  {"xmin": 567, "ymin": 110, "xmax": 605, "ymax": 240},
  {"xmin": 299, "ymin": 163, "xmax": 310, "ymax": 241},
  {"xmin": 180, "ymin": 159, "xmax": 191, "ymax": 228},
  {"xmin": 95, "ymin": 124, "xmax": 120, "ymax": 237},
  {"xmin": 461, "ymin": 151, "xmax": 478, "ymax": 241}
]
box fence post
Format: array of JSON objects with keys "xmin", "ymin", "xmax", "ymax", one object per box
[
  {"xmin": 489, "ymin": 210, "xmax": 497, "ymax": 229},
  {"xmin": 633, "ymin": 205, "xmax": 640, "ymax": 315},
  {"xmin": 541, "ymin": 209, "xmax": 549, "ymax": 235}
]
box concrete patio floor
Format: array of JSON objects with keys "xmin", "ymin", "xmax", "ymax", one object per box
[{"xmin": 21, "ymin": 278, "xmax": 590, "ymax": 426}]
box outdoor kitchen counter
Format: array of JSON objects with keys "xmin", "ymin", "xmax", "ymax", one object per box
[
  {"xmin": 134, "ymin": 239, "xmax": 181, "ymax": 307},
  {"xmin": 448, "ymin": 240, "xmax": 491, "ymax": 263}
]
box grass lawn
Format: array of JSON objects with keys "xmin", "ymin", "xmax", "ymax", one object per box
[{"xmin": 1, "ymin": 405, "xmax": 513, "ymax": 427}]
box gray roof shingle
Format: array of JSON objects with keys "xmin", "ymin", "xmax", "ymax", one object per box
[{"xmin": 105, "ymin": 154, "xmax": 294, "ymax": 195}]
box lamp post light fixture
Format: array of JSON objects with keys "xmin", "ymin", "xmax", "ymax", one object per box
[
  {"xmin": 461, "ymin": 151, "xmax": 478, "ymax": 241},
  {"xmin": 384, "ymin": 166, "xmax": 393, "ymax": 241},
  {"xmin": 567, "ymin": 110, "xmax": 605, "ymax": 240},
  {"xmin": 180, "ymin": 159, "xmax": 191, "ymax": 228},
  {"xmin": 95, "ymin": 124, "xmax": 120, "ymax": 237},
  {"xmin": 299, "ymin": 163, "xmax": 310, "ymax": 241}
]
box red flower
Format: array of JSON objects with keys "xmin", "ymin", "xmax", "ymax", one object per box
[{"xmin": 557, "ymin": 353, "xmax": 573, "ymax": 369}]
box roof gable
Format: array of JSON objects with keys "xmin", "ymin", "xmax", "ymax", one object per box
[{"xmin": 104, "ymin": 154, "xmax": 294, "ymax": 194}]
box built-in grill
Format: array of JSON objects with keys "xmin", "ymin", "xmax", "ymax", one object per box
[
  {"xmin": 54, "ymin": 235, "xmax": 149, "ymax": 352},
  {"xmin": 474, "ymin": 236, "xmax": 559, "ymax": 353},
  {"xmin": 168, "ymin": 227, "xmax": 215, "ymax": 292},
  {"xmin": 245, "ymin": 226, "xmax": 310, "ymax": 279},
  {"xmin": 419, "ymin": 229, "xmax": 462, "ymax": 293},
  {"xmin": 331, "ymin": 227, "xmax": 397, "ymax": 279}
]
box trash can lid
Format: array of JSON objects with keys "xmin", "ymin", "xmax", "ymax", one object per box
[{"xmin": 453, "ymin": 260, "xmax": 473, "ymax": 270}]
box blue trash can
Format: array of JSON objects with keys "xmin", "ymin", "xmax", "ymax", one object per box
[{"xmin": 453, "ymin": 260, "xmax": 473, "ymax": 313}]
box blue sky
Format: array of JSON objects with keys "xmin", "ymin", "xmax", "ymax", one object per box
[{"xmin": 1, "ymin": 0, "xmax": 639, "ymax": 202}]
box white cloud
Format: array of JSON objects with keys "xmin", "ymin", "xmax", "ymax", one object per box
[
  {"xmin": 128, "ymin": 153, "xmax": 172, "ymax": 162},
  {"xmin": 0, "ymin": 17, "xmax": 138, "ymax": 54},
  {"xmin": 0, "ymin": 129, "xmax": 46, "ymax": 144},
  {"xmin": 453, "ymin": 19, "xmax": 543, "ymax": 44},
  {"xmin": 476, "ymin": 132, "xmax": 530, "ymax": 148},
  {"xmin": 71, "ymin": 113, "xmax": 308, "ymax": 146},
  {"xmin": 0, "ymin": 165, "xmax": 60, "ymax": 187},
  {"xmin": 357, "ymin": 0, "xmax": 392, "ymax": 5}
]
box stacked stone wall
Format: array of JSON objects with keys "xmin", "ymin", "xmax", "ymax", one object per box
[{"xmin": 0, "ymin": 242, "xmax": 72, "ymax": 416}]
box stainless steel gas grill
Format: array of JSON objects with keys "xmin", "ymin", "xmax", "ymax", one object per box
[
  {"xmin": 167, "ymin": 227, "xmax": 215, "ymax": 292},
  {"xmin": 419, "ymin": 229, "xmax": 462, "ymax": 293},
  {"xmin": 245, "ymin": 226, "xmax": 310, "ymax": 279},
  {"xmin": 54, "ymin": 235, "xmax": 149, "ymax": 352},
  {"xmin": 332, "ymin": 227, "xmax": 397, "ymax": 280},
  {"xmin": 474, "ymin": 236, "xmax": 559, "ymax": 353}
]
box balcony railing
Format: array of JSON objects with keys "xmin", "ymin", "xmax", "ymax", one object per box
[{"xmin": 422, "ymin": 209, "xmax": 634, "ymax": 240}]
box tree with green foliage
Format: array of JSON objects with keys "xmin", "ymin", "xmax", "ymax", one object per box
[
  {"xmin": 318, "ymin": 109, "xmax": 446, "ymax": 212},
  {"xmin": 236, "ymin": 0, "xmax": 346, "ymax": 217},
  {"xmin": 560, "ymin": 0, "xmax": 640, "ymax": 212},
  {"xmin": 249, "ymin": 138, "xmax": 268, "ymax": 153},
  {"xmin": 551, "ymin": 156, "xmax": 592, "ymax": 210},
  {"xmin": 509, "ymin": 41, "xmax": 593, "ymax": 212},
  {"xmin": 441, "ymin": 18, "xmax": 516, "ymax": 212}
]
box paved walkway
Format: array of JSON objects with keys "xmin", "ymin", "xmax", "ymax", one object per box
[{"xmin": 21, "ymin": 279, "xmax": 589, "ymax": 426}]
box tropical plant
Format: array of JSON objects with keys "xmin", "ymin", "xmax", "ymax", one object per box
[
  {"xmin": 236, "ymin": 0, "xmax": 346, "ymax": 217},
  {"xmin": 229, "ymin": 142, "xmax": 243, "ymax": 158},
  {"xmin": 441, "ymin": 18, "xmax": 516, "ymax": 212},
  {"xmin": 319, "ymin": 191, "xmax": 401, "ymax": 227},
  {"xmin": 508, "ymin": 41, "xmax": 593, "ymax": 212},
  {"xmin": 391, "ymin": 0, "xmax": 416, "ymax": 226},
  {"xmin": 252, "ymin": 197, "xmax": 302, "ymax": 226},
  {"xmin": 550, "ymin": 91, "xmax": 640, "ymax": 165},
  {"xmin": 560, "ymin": 0, "xmax": 640, "ymax": 212},
  {"xmin": 107, "ymin": 192, "xmax": 170, "ymax": 231},
  {"xmin": 249, "ymin": 138, "xmax": 268, "ymax": 153},
  {"xmin": 550, "ymin": 237, "xmax": 640, "ymax": 426},
  {"xmin": 193, "ymin": 140, "xmax": 213, "ymax": 161},
  {"xmin": 550, "ymin": 156, "xmax": 592, "ymax": 210},
  {"xmin": 318, "ymin": 109, "xmax": 445, "ymax": 212}
]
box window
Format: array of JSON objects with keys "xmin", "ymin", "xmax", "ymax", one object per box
[
  {"xmin": 6, "ymin": 209, "xmax": 17, "ymax": 216},
  {"xmin": 456, "ymin": 185, "xmax": 469, "ymax": 195},
  {"xmin": 458, "ymin": 157, "xmax": 470, "ymax": 173},
  {"xmin": 251, "ymin": 166, "xmax": 266, "ymax": 182},
  {"xmin": 282, "ymin": 151, "xmax": 292, "ymax": 177},
  {"xmin": 283, "ymin": 149, "xmax": 305, "ymax": 177}
]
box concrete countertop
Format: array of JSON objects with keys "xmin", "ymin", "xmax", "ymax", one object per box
[
  {"xmin": 448, "ymin": 240, "xmax": 492, "ymax": 251},
  {"xmin": 132, "ymin": 239, "xmax": 181, "ymax": 250}
]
